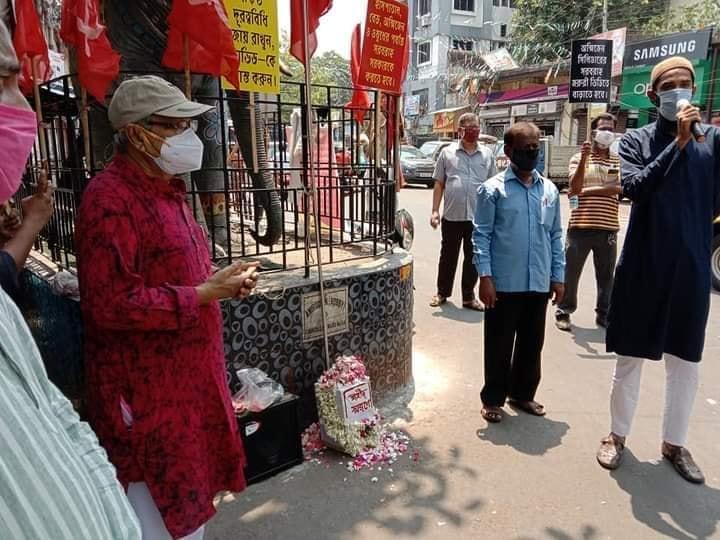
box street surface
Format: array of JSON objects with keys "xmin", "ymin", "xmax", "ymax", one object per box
[{"xmin": 209, "ymin": 186, "xmax": 720, "ymax": 540}]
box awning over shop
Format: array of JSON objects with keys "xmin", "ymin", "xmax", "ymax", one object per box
[
  {"xmin": 477, "ymin": 83, "xmax": 569, "ymax": 105},
  {"xmin": 431, "ymin": 105, "xmax": 470, "ymax": 133}
]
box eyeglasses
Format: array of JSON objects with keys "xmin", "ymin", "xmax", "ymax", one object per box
[{"xmin": 145, "ymin": 119, "xmax": 199, "ymax": 132}]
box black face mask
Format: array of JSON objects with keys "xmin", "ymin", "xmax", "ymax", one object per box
[{"xmin": 511, "ymin": 147, "xmax": 540, "ymax": 173}]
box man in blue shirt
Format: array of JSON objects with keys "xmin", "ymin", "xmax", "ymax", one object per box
[{"xmin": 473, "ymin": 122, "xmax": 565, "ymax": 423}]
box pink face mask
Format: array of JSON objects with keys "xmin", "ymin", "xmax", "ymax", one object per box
[{"xmin": 0, "ymin": 104, "xmax": 37, "ymax": 203}]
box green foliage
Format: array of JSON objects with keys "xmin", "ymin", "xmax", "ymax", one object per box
[
  {"xmin": 510, "ymin": 0, "xmax": 669, "ymax": 64},
  {"xmin": 641, "ymin": 0, "xmax": 720, "ymax": 35},
  {"xmin": 279, "ymin": 32, "xmax": 353, "ymax": 122}
]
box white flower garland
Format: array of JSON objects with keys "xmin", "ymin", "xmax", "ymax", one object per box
[{"xmin": 315, "ymin": 356, "xmax": 381, "ymax": 457}]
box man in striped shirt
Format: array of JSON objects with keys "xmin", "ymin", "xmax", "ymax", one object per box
[
  {"xmin": 0, "ymin": 289, "xmax": 142, "ymax": 540},
  {"xmin": 0, "ymin": 20, "xmax": 141, "ymax": 539},
  {"xmin": 555, "ymin": 113, "xmax": 621, "ymax": 331}
]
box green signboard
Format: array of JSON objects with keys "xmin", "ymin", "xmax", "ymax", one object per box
[{"xmin": 619, "ymin": 59, "xmax": 710, "ymax": 110}]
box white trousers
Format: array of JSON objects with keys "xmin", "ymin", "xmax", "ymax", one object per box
[
  {"xmin": 127, "ymin": 482, "xmax": 205, "ymax": 540},
  {"xmin": 609, "ymin": 354, "xmax": 700, "ymax": 447}
]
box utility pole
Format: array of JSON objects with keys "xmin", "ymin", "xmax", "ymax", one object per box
[{"xmin": 602, "ymin": 0, "xmax": 608, "ymax": 32}]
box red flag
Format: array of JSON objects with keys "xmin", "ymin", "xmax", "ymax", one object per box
[
  {"xmin": 162, "ymin": 0, "xmax": 239, "ymax": 89},
  {"xmin": 60, "ymin": 0, "xmax": 121, "ymax": 103},
  {"xmin": 346, "ymin": 24, "xmax": 371, "ymax": 124},
  {"xmin": 12, "ymin": 0, "xmax": 51, "ymax": 95},
  {"xmin": 290, "ymin": 0, "xmax": 332, "ymax": 66}
]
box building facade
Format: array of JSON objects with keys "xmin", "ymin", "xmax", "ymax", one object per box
[{"xmin": 403, "ymin": 0, "xmax": 515, "ymax": 144}]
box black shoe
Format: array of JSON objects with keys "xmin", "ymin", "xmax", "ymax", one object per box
[
  {"xmin": 662, "ymin": 444, "xmax": 705, "ymax": 484},
  {"xmin": 596, "ymin": 316, "xmax": 608, "ymax": 328},
  {"xmin": 555, "ymin": 314, "xmax": 571, "ymax": 331}
]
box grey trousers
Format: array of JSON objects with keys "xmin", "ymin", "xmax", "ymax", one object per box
[{"xmin": 556, "ymin": 228, "xmax": 617, "ymax": 319}]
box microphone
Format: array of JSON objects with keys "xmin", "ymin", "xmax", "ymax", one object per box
[{"xmin": 677, "ymin": 99, "xmax": 706, "ymax": 143}]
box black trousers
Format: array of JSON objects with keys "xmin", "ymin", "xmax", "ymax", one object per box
[
  {"xmin": 436, "ymin": 219, "xmax": 477, "ymax": 301},
  {"xmin": 556, "ymin": 228, "xmax": 617, "ymax": 319},
  {"xmin": 481, "ymin": 292, "xmax": 549, "ymax": 407}
]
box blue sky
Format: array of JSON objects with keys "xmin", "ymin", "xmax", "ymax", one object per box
[{"xmin": 277, "ymin": 0, "xmax": 369, "ymax": 59}]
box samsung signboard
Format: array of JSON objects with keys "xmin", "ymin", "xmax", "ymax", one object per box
[
  {"xmin": 619, "ymin": 29, "xmax": 713, "ymax": 111},
  {"xmin": 624, "ymin": 30, "xmax": 712, "ymax": 68},
  {"xmin": 620, "ymin": 60, "xmax": 711, "ymax": 109}
]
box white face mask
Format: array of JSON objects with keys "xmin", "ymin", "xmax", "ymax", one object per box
[
  {"xmin": 658, "ymin": 88, "xmax": 693, "ymax": 121},
  {"xmin": 153, "ymin": 128, "xmax": 204, "ymax": 175},
  {"xmin": 594, "ymin": 130, "xmax": 615, "ymax": 148}
]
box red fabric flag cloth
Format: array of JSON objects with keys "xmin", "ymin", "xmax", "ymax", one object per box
[
  {"xmin": 162, "ymin": 0, "xmax": 239, "ymax": 89},
  {"xmin": 60, "ymin": 0, "xmax": 121, "ymax": 104},
  {"xmin": 346, "ymin": 23, "xmax": 371, "ymax": 125},
  {"xmin": 290, "ymin": 0, "xmax": 332, "ymax": 66},
  {"xmin": 12, "ymin": 0, "xmax": 51, "ymax": 95}
]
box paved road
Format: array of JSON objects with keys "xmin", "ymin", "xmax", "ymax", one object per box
[{"xmin": 209, "ymin": 186, "xmax": 720, "ymax": 540}]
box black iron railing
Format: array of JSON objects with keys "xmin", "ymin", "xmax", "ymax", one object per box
[{"xmin": 19, "ymin": 74, "xmax": 400, "ymax": 276}]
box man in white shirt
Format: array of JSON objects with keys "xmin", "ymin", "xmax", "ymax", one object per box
[{"xmin": 430, "ymin": 113, "xmax": 497, "ymax": 311}]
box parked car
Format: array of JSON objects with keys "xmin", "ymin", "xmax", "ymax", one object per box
[
  {"xmin": 266, "ymin": 141, "xmax": 291, "ymax": 190},
  {"xmin": 427, "ymin": 134, "xmax": 499, "ymax": 163},
  {"xmin": 418, "ymin": 139, "xmax": 452, "ymax": 159},
  {"xmin": 400, "ymin": 145, "xmax": 436, "ymax": 188},
  {"xmin": 712, "ymin": 216, "xmax": 720, "ymax": 291},
  {"xmin": 492, "ymin": 141, "xmax": 509, "ymax": 172}
]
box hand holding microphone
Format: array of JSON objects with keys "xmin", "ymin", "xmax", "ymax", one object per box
[{"xmin": 676, "ymin": 98, "xmax": 705, "ymax": 146}]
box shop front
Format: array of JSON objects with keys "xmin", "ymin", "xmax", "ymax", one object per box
[
  {"xmin": 477, "ymin": 107, "xmax": 510, "ymax": 139},
  {"xmin": 477, "ymin": 83, "xmax": 570, "ymax": 142},
  {"xmin": 430, "ymin": 105, "xmax": 471, "ymax": 138},
  {"xmin": 510, "ymin": 101, "xmax": 563, "ymax": 138}
]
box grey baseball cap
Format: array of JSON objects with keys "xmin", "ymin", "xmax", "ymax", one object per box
[{"xmin": 108, "ymin": 75, "xmax": 213, "ymax": 130}]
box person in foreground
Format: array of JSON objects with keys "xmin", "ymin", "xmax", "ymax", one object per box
[
  {"xmin": 76, "ymin": 76, "xmax": 259, "ymax": 539},
  {"xmin": 597, "ymin": 57, "xmax": 719, "ymax": 485},
  {"xmin": 473, "ymin": 122, "xmax": 565, "ymax": 423},
  {"xmin": 430, "ymin": 112, "xmax": 496, "ymax": 311},
  {"xmin": 0, "ymin": 20, "xmax": 54, "ymax": 300},
  {"xmin": 0, "ymin": 20, "xmax": 141, "ymax": 539},
  {"xmin": 555, "ymin": 113, "xmax": 621, "ymax": 331}
]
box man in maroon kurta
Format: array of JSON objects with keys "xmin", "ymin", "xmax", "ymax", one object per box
[{"xmin": 76, "ymin": 76, "xmax": 258, "ymax": 539}]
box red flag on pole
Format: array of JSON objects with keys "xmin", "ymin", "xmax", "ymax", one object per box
[
  {"xmin": 346, "ymin": 24, "xmax": 371, "ymax": 124},
  {"xmin": 60, "ymin": 0, "xmax": 121, "ymax": 103},
  {"xmin": 290, "ymin": 0, "xmax": 332, "ymax": 66},
  {"xmin": 162, "ymin": 0, "xmax": 240, "ymax": 89},
  {"xmin": 12, "ymin": 0, "xmax": 51, "ymax": 95}
]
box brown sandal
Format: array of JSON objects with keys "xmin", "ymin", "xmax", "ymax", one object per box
[
  {"xmin": 508, "ymin": 399, "xmax": 546, "ymax": 416},
  {"xmin": 462, "ymin": 299, "xmax": 485, "ymax": 311},
  {"xmin": 481, "ymin": 406, "xmax": 503, "ymax": 423},
  {"xmin": 429, "ymin": 294, "xmax": 447, "ymax": 307}
]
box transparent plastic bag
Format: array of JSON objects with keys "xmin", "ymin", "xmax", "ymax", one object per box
[{"xmin": 232, "ymin": 368, "xmax": 284, "ymax": 412}]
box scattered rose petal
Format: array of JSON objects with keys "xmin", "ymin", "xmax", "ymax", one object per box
[{"xmin": 301, "ymin": 422, "xmax": 326, "ymax": 459}]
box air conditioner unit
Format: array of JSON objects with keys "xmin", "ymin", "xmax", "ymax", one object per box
[{"xmin": 419, "ymin": 13, "xmax": 431, "ymax": 27}]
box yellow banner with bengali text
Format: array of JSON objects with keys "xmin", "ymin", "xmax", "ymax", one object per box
[{"xmin": 223, "ymin": 0, "xmax": 280, "ymax": 94}]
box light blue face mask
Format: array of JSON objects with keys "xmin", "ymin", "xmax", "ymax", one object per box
[{"xmin": 657, "ymin": 88, "xmax": 693, "ymax": 121}]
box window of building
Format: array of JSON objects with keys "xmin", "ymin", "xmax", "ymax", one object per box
[
  {"xmin": 509, "ymin": 0, "xmax": 516, "ymax": 7},
  {"xmin": 500, "ymin": 24, "xmax": 507, "ymax": 37},
  {"xmin": 413, "ymin": 89, "xmax": 429, "ymax": 113},
  {"xmin": 453, "ymin": 0, "xmax": 475, "ymax": 12},
  {"xmin": 492, "ymin": 0, "xmax": 500, "ymax": 5},
  {"xmin": 452, "ymin": 39, "xmax": 473, "ymax": 51},
  {"xmin": 418, "ymin": 41, "xmax": 431, "ymax": 64},
  {"xmin": 418, "ymin": 0, "xmax": 431, "ymax": 16}
]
